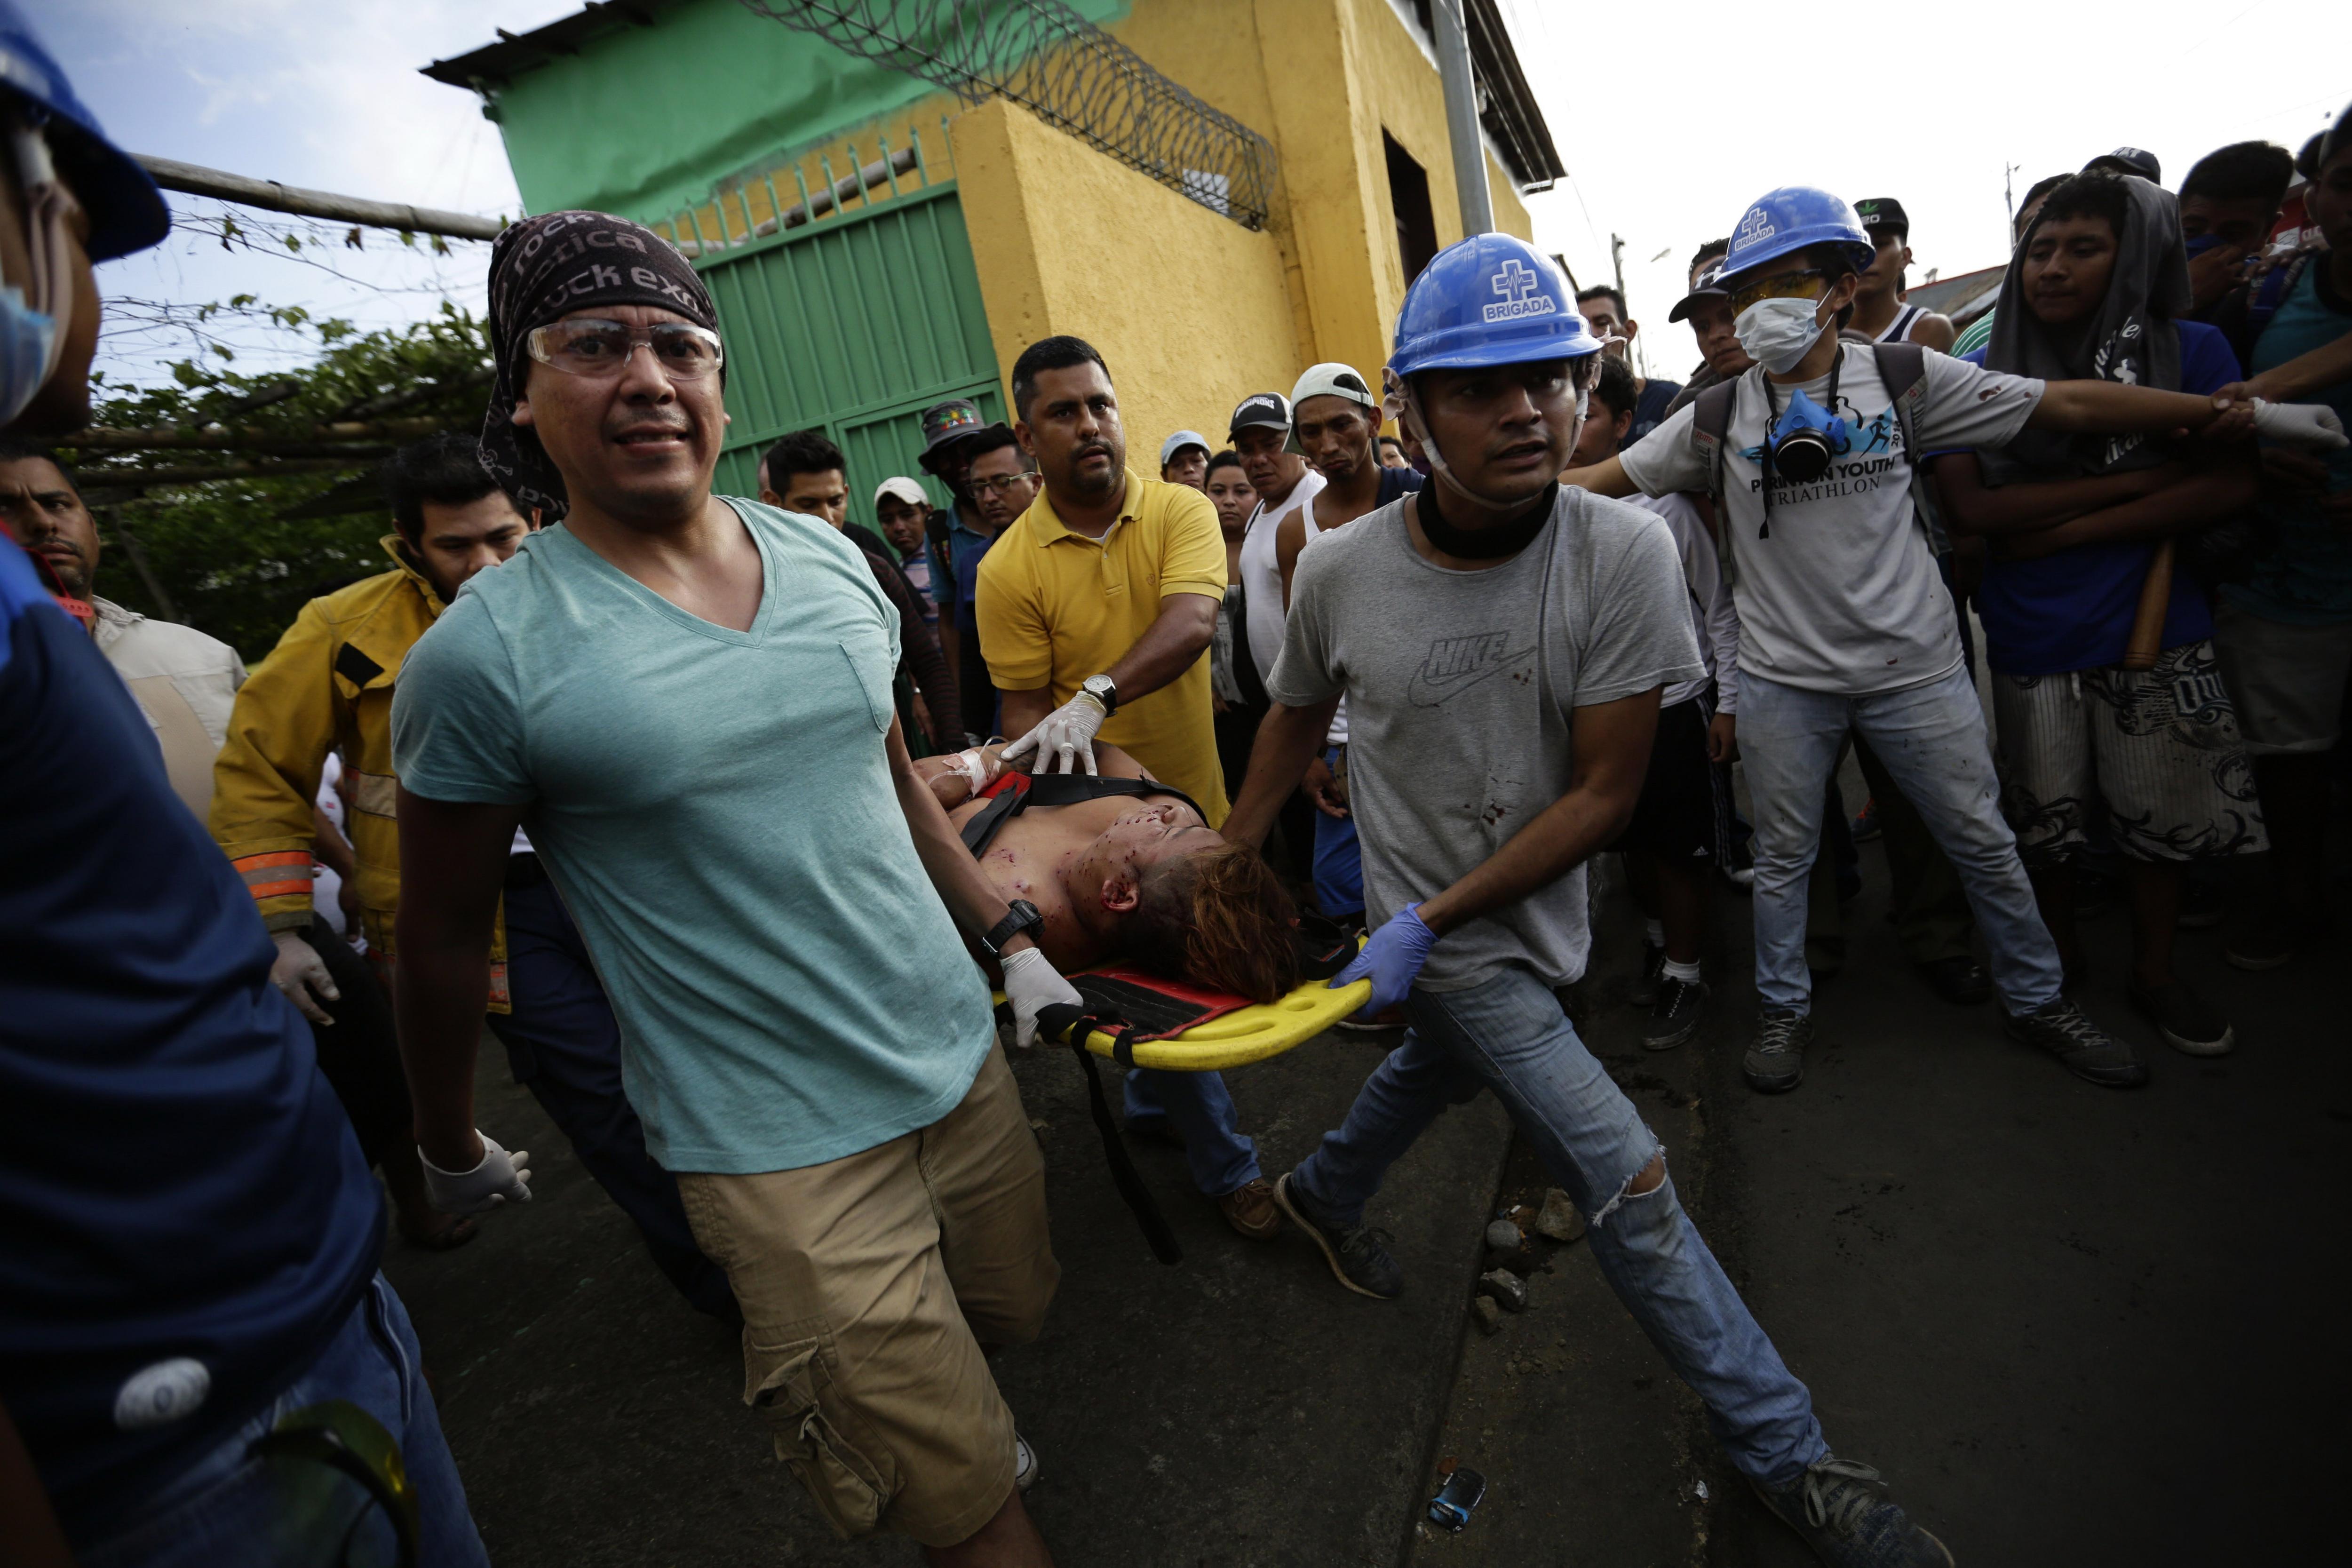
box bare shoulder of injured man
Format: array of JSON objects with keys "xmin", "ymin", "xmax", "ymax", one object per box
[{"xmin": 914, "ymin": 741, "xmax": 1301, "ymax": 1002}]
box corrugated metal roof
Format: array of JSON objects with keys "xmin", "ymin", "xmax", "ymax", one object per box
[{"xmin": 1902, "ymin": 263, "xmax": 2004, "ymax": 317}]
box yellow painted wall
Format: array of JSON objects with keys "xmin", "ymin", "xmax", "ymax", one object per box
[
  {"xmin": 1104, "ymin": 0, "xmax": 1537, "ymax": 387},
  {"xmin": 953, "ymin": 97, "xmax": 1303, "ymax": 465}
]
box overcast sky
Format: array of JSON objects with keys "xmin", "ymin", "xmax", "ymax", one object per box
[{"xmin": 50, "ymin": 0, "xmax": 2351, "ymax": 390}]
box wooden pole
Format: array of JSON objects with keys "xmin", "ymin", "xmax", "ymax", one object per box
[
  {"xmin": 63, "ymin": 458, "xmax": 369, "ymax": 488},
  {"xmin": 62, "ymin": 417, "xmax": 449, "ymax": 452},
  {"xmin": 135, "ymin": 156, "xmax": 506, "ymax": 241}
]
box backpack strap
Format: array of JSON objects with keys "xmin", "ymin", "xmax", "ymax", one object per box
[
  {"xmin": 1688, "ymin": 377, "xmax": 1741, "ymax": 586},
  {"xmin": 1870, "ymin": 341, "xmax": 1949, "ymax": 554}
]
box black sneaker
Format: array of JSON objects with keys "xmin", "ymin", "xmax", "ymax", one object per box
[
  {"xmin": 1914, "ymin": 954, "xmax": 1991, "ymax": 1006},
  {"xmin": 2004, "ymin": 997, "xmax": 2147, "ymax": 1087},
  {"xmin": 2128, "ymin": 977, "xmax": 2234, "ymax": 1057},
  {"xmin": 1750, "ymin": 1457, "xmax": 1952, "ymax": 1568},
  {"xmin": 1629, "ymin": 940, "xmax": 1666, "ymax": 1008},
  {"xmin": 1273, "ymin": 1172, "xmax": 1402, "ymax": 1300},
  {"xmin": 1743, "ymin": 1009, "xmax": 1812, "ymax": 1093},
  {"xmin": 1644, "ymin": 976, "xmax": 1709, "ymax": 1051}
]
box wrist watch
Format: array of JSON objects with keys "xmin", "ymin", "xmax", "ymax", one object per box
[
  {"xmin": 1080, "ymin": 672, "xmax": 1119, "ymax": 716},
  {"xmin": 982, "ymin": 898, "xmax": 1046, "ymax": 959}
]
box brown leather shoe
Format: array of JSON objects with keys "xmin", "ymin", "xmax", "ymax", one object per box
[{"xmin": 1218, "ymin": 1178, "xmax": 1282, "ymax": 1241}]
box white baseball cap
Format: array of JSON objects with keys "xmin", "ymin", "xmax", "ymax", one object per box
[
  {"xmin": 873, "ymin": 476, "xmax": 929, "ymax": 508},
  {"xmin": 1286, "ymin": 363, "xmax": 1379, "ymax": 452}
]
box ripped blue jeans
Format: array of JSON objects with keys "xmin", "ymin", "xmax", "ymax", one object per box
[{"xmin": 1292, "ymin": 963, "xmax": 1826, "ymax": 1487}]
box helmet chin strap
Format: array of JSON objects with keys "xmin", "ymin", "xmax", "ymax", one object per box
[{"xmin": 1397, "ymin": 378, "xmax": 1584, "ymax": 518}]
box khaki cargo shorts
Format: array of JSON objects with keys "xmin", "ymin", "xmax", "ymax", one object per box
[{"xmin": 676, "ymin": 1045, "xmax": 1058, "ymax": 1546}]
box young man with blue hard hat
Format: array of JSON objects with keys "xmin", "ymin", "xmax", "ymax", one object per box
[
  {"xmin": 0, "ymin": 5, "xmax": 492, "ymax": 1564},
  {"xmin": 1567, "ymin": 186, "xmax": 2346, "ymax": 1097},
  {"xmin": 1225, "ymin": 231, "xmax": 1955, "ymax": 1567}
]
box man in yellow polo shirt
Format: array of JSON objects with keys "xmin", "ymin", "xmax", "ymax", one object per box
[
  {"xmin": 977, "ymin": 335, "xmax": 1273, "ymax": 1242},
  {"xmin": 981, "ymin": 338, "xmax": 1231, "ymax": 823}
]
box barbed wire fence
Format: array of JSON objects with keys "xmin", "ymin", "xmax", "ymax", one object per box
[{"xmin": 732, "ymin": 0, "xmax": 1275, "ymax": 230}]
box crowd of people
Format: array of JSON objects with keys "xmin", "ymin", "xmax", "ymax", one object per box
[{"xmin": 3, "ymin": 3, "xmax": 2349, "ymax": 1560}]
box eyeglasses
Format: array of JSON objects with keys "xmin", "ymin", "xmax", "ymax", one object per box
[
  {"xmin": 1725, "ymin": 269, "xmax": 1827, "ymax": 315},
  {"xmin": 525, "ymin": 319, "xmax": 725, "ymax": 380},
  {"xmin": 971, "ymin": 473, "xmax": 1036, "ymax": 499}
]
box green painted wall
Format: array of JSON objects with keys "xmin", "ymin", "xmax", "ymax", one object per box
[{"xmin": 487, "ymin": 0, "xmax": 1127, "ymax": 222}]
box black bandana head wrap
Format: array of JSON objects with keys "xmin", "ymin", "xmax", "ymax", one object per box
[
  {"xmin": 1982, "ymin": 175, "xmax": 2189, "ymax": 485},
  {"xmin": 479, "ymin": 210, "xmax": 721, "ymax": 523}
]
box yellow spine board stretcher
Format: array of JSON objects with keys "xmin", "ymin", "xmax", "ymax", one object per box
[{"xmin": 995, "ymin": 961, "xmax": 1372, "ymax": 1071}]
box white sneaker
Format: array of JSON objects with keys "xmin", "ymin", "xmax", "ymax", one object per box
[{"xmin": 1013, "ymin": 1434, "xmax": 1039, "ymax": 1492}]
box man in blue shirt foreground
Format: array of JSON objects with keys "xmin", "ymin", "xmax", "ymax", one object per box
[
  {"xmin": 392, "ymin": 210, "xmax": 1081, "ymax": 1565},
  {"xmin": 0, "ymin": 7, "xmax": 488, "ymax": 1561}
]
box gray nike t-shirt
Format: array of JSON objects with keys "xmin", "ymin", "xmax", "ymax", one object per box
[{"xmin": 1269, "ymin": 487, "xmax": 1702, "ymax": 990}]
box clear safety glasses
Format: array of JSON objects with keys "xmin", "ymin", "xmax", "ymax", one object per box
[
  {"xmin": 525, "ymin": 319, "xmax": 725, "ymax": 381},
  {"xmin": 1725, "ymin": 268, "xmax": 1827, "ymax": 315}
]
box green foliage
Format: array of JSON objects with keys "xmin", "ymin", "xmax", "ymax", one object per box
[{"xmin": 67, "ymin": 301, "xmax": 491, "ymax": 662}]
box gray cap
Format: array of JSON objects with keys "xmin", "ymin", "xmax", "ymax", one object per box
[{"xmin": 1158, "ymin": 430, "xmax": 1210, "ymax": 468}]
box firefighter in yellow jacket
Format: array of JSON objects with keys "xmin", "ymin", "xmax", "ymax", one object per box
[
  {"xmin": 207, "ymin": 436, "xmax": 536, "ymax": 1252},
  {"xmin": 213, "ymin": 448, "xmax": 530, "ymax": 1001}
]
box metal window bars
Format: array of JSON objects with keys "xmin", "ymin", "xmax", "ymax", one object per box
[{"xmin": 731, "ymin": 0, "xmax": 1274, "ymax": 231}]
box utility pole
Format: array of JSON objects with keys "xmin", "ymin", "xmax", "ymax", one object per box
[
  {"xmin": 1609, "ymin": 232, "xmax": 1649, "ymax": 377},
  {"xmin": 1429, "ymin": 0, "xmax": 1494, "ymax": 237},
  {"xmin": 2004, "ymin": 161, "xmax": 2022, "ymax": 245}
]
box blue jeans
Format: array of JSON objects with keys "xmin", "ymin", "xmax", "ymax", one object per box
[
  {"xmin": 77, "ymin": 1273, "xmax": 487, "ymax": 1568},
  {"xmin": 1739, "ymin": 665, "xmax": 2065, "ymax": 1014},
  {"xmin": 489, "ymin": 874, "xmax": 737, "ymax": 1321},
  {"xmin": 1313, "ymin": 748, "xmax": 1365, "ymax": 918},
  {"xmin": 1122, "ymin": 1068, "xmax": 1261, "ymax": 1195},
  {"xmin": 1293, "ymin": 965, "xmax": 1827, "ymax": 1487}
]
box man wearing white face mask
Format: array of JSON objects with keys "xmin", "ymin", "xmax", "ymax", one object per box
[{"xmin": 1568, "ymin": 185, "xmax": 2348, "ymax": 1098}]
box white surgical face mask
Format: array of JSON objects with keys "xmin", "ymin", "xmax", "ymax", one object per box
[
  {"xmin": 0, "ymin": 123, "xmax": 75, "ymax": 429},
  {"xmin": 0, "ymin": 283, "xmax": 58, "ymax": 429},
  {"xmin": 1734, "ymin": 294, "xmax": 1826, "ymax": 375}
]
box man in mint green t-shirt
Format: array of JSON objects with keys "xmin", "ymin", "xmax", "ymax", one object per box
[{"xmin": 390, "ymin": 212, "xmax": 1072, "ymax": 1564}]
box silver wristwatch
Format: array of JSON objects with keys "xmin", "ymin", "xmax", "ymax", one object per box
[{"xmin": 1081, "ymin": 673, "xmax": 1119, "ymax": 716}]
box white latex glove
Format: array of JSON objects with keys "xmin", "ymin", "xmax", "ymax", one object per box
[
  {"xmin": 418, "ymin": 1132, "xmax": 533, "ymax": 1215},
  {"xmin": 2251, "ymin": 398, "xmax": 2349, "ymax": 453},
  {"xmin": 1000, "ymin": 945, "xmax": 1083, "ymax": 1050},
  {"xmin": 269, "ymin": 930, "xmax": 340, "ymax": 1026},
  {"xmin": 1000, "ymin": 690, "xmax": 1108, "ymax": 775}
]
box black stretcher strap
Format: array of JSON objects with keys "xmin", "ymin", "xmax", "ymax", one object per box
[
  {"xmin": 960, "ymin": 773, "xmax": 1211, "ymax": 856},
  {"xmin": 1035, "ymin": 1001, "xmax": 1184, "ymax": 1266}
]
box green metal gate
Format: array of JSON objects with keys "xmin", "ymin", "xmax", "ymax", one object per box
[{"xmin": 691, "ymin": 171, "xmax": 1002, "ymax": 524}]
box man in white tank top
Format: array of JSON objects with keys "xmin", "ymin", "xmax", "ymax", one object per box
[{"xmin": 1852, "ymin": 197, "xmax": 1957, "ymax": 350}]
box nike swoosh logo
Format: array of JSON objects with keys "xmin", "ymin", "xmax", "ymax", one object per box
[{"xmin": 1406, "ymin": 645, "xmax": 1539, "ymax": 707}]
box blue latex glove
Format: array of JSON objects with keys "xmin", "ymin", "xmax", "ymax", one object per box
[{"xmin": 1330, "ymin": 903, "xmax": 1438, "ymax": 1019}]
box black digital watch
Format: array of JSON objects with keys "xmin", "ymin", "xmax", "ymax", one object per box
[{"xmin": 982, "ymin": 898, "xmax": 1046, "ymax": 960}]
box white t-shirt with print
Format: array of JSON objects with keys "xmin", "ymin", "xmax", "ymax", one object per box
[{"xmin": 1619, "ymin": 343, "xmax": 2042, "ymax": 695}]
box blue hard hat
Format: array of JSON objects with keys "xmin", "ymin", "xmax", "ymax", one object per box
[
  {"xmin": 0, "ymin": 0, "xmax": 168, "ymax": 262},
  {"xmin": 1720, "ymin": 186, "xmax": 1875, "ymax": 285},
  {"xmin": 1389, "ymin": 232, "xmax": 1601, "ymax": 379}
]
